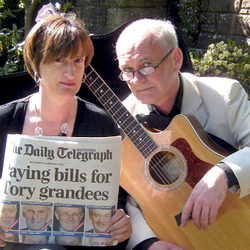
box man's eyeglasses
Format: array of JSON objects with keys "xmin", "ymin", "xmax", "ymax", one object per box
[{"xmin": 119, "ymin": 49, "xmax": 174, "ymax": 81}]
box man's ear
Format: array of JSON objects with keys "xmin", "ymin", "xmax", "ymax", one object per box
[
  {"xmin": 88, "ymin": 214, "xmax": 92, "ymax": 221},
  {"xmin": 80, "ymin": 214, "xmax": 84, "ymax": 221},
  {"xmin": 173, "ymin": 48, "xmax": 183, "ymax": 73},
  {"xmin": 47, "ymin": 208, "xmax": 51, "ymax": 218},
  {"xmin": 54, "ymin": 211, "xmax": 59, "ymax": 220}
]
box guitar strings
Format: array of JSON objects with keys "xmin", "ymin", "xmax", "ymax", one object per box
[
  {"xmin": 84, "ymin": 68, "xmax": 179, "ymax": 186},
  {"xmin": 83, "ymin": 72, "xmax": 175, "ymax": 186},
  {"xmin": 84, "ymin": 67, "xmax": 183, "ymax": 187}
]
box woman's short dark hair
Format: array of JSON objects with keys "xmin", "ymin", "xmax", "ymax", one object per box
[{"xmin": 23, "ymin": 12, "xmax": 94, "ymax": 79}]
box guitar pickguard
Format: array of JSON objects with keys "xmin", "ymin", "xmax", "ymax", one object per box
[{"xmin": 171, "ymin": 138, "xmax": 212, "ymax": 188}]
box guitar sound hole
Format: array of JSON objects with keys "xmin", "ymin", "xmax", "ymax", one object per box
[{"xmin": 149, "ymin": 151, "xmax": 182, "ymax": 185}]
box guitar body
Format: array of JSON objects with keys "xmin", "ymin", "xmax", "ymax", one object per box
[
  {"xmin": 84, "ymin": 66, "xmax": 250, "ymax": 250},
  {"xmin": 120, "ymin": 115, "xmax": 250, "ymax": 250}
]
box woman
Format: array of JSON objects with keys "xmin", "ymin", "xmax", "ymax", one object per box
[{"xmin": 0, "ymin": 11, "xmax": 131, "ymax": 250}]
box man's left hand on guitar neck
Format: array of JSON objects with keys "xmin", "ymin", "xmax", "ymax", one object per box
[{"xmin": 181, "ymin": 166, "xmax": 228, "ymax": 230}]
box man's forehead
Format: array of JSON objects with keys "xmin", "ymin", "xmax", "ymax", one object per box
[
  {"xmin": 26, "ymin": 205, "xmax": 47, "ymax": 210},
  {"xmin": 2, "ymin": 204, "xmax": 16, "ymax": 209},
  {"xmin": 118, "ymin": 42, "xmax": 165, "ymax": 69},
  {"xmin": 117, "ymin": 33, "xmax": 156, "ymax": 54},
  {"xmin": 118, "ymin": 34, "xmax": 165, "ymax": 59},
  {"xmin": 59, "ymin": 207, "xmax": 81, "ymax": 211},
  {"xmin": 92, "ymin": 209, "xmax": 111, "ymax": 214}
]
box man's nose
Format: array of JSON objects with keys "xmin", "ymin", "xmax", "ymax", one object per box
[
  {"xmin": 99, "ymin": 216, "xmax": 106, "ymax": 223},
  {"xmin": 132, "ymin": 71, "xmax": 146, "ymax": 84},
  {"xmin": 68, "ymin": 214, "xmax": 74, "ymax": 221},
  {"xmin": 4, "ymin": 211, "xmax": 11, "ymax": 217},
  {"xmin": 32, "ymin": 212, "xmax": 38, "ymax": 219}
]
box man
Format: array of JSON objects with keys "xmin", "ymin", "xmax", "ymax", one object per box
[
  {"xmin": 87, "ymin": 208, "xmax": 113, "ymax": 233},
  {"xmin": 54, "ymin": 206, "xmax": 84, "ymax": 232},
  {"xmin": 4, "ymin": 233, "xmax": 18, "ymax": 243},
  {"xmin": 22, "ymin": 234, "xmax": 49, "ymax": 244},
  {"xmin": 0, "ymin": 203, "xmax": 18, "ymax": 230},
  {"xmin": 22, "ymin": 205, "xmax": 51, "ymax": 231},
  {"xmin": 115, "ymin": 18, "xmax": 250, "ymax": 249},
  {"xmin": 55, "ymin": 236, "xmax": 82, "ymax": 246},
  {"xmin": 88, "ymin": 237, "xmax": 112, "ymax": 246}
]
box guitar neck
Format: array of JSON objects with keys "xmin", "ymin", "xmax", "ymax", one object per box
[{"xmin": 85, "ymin": 65, "xmax": 158, "ymax": 158}]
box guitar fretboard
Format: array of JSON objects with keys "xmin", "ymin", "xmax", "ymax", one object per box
[{"xmin": 85, "ymin": 65, "xmax": 158, "ymax": 159}]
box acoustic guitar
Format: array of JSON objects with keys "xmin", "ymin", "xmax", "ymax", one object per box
[{"xmin": 85, "ymin": 65, "xmax": 250, "ymax": 250}]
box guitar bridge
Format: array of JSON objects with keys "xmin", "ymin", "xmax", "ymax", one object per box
[{"xmin": 175, "ymin": 212, "xmax": 193, "ymax": 226}]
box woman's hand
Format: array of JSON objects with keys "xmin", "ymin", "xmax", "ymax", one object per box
[
  {"xmin": 108, "ymin": 209, "xmax": 132, "ymax": 243},
  {"xmin": 149, "ymin": 241, "xmax": 185, "ymax": 250},
  {"xmin": 0, "ymin": 227, "xmax": 6, "ymax": 247}
]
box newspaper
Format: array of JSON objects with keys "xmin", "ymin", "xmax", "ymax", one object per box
[{"xmin": 0, "ymin": 134, "xmax": 122, "ymax": 246}]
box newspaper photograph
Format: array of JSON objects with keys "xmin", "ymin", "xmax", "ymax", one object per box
[{"xmin": 0, "ymin": 134, "xmax": 122, "ymax": 246}]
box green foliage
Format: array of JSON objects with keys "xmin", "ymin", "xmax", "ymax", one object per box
[
  {"xmin": 190, "ymin": 40, "xmax": 250, "ymax": 96},
  {"xmin": 0, "ymin": 0, "xmax": 25, "ymax": 75},
  {"xmin": 0, "ymin": 1, "xmax": 75, "ymax": 75},
  {"xmin": 61, "ymin": 2, "xmax": 75, "ymax": 12},
  {"xmin": 0, "ymin": 26, "xmax": 24, "ymax": 75},
  {"xmin": 178, "ymin": 0, "xmax": 200, "ymax": 39},
  {"xmin": 0, "ymin": 0, "xmax": 4, "ymax": 8}
]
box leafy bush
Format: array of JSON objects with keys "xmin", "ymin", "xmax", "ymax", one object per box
[
  {"xmin": 190, "ymin": 40, "xmax": 250, "ymax": 96},
  {"xmin": 0, "ymin": 1, "xmax": 25, "ymax": 75},
  {"xmin": 0, "ymin": 1, "xmax": 75, "ymax": 76},
  {"xmin": 0, "ymin": 25, "xmax": 24, "ymax": 75},
  {"xmin": 178, "ymin": 0, "xmax": 200, "ymax": 39}
]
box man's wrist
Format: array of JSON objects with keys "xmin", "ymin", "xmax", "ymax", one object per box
[{"xmin": 217, "ymin": 163, "xmax": 238, "ymax": 188}]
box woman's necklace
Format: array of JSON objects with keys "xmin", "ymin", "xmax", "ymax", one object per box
[{"xmin": 34, "ymin": 104, "xmax": 70, "ymax": 136}]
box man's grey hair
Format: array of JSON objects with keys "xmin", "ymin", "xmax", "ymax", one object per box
[
  {"xmin": 22, "ymin": 205, "xmax": 51, "ymax": 213},
  {"xmin": 116, "ymin": 18, "xmax": 178, "ymax": 54}
]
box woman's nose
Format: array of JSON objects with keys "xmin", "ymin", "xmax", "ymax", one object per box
[{"xmin": 64, "ymin": 63, "xmax": 75, "ymax": 78}]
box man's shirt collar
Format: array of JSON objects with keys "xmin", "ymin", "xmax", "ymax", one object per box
[{"xmin": 147, "ymin": 75, "xmax": 183, "ymax": 117}]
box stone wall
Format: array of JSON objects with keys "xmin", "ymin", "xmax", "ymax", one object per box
[
  {"xmin": 196, "ymin": 0, "xmax": 250, "ymax": 48},
  {"xmin": 74, "ymin": 0, "xmax": 167, "ymax": 34},
  {"xmin": 72, "ymin": 0, "xmax": 250, "ymax": 50}
]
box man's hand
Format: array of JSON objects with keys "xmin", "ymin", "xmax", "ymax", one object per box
[
  {"xmin": 0, "ymin": 227, "xmax": 6, "ymax": 247},
  {"xmin": 149, "ymin": 241, "xmax": 185, "ymax": 250},
  {"xmin": 108, "ymin": 209, "xmax": 132, "ymax": 243},
  {"xmin": 181, "ymin": 166, "xmax": 228, "ymax": 230}
]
